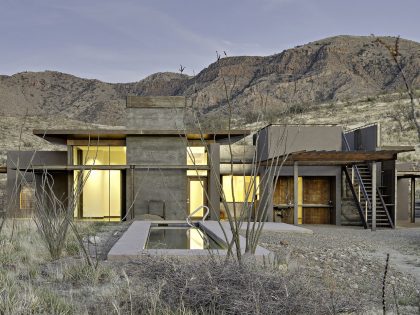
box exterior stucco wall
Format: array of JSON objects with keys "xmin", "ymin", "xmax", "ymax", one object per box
[{"xmin": 256, "ymin": 125, "xmax": 343, "ymax": 161}]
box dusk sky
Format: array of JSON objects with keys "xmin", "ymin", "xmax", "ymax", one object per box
[{"xmin": 1, "ymin": 0, "xmax": 419, "ymax": 83}]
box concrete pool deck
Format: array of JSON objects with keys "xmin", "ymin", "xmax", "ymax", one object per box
[{"xmin": 107, "ymin": 220, "xmax": 312, "ymax": 261}]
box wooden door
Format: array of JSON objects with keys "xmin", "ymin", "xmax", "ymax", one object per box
[
  {"xmin": 302, "ymin": 177, "xmax": 332, "ymax": 224},
  {"xmin": 273, "ymin": 177, "xmax": 294, "ymax": 224}
]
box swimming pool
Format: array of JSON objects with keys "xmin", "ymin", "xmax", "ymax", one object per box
[{"xmin": 145, "ymin": 223, "xmax": 224, "ymax": 250}]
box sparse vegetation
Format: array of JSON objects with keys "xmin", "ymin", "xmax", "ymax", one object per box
[{"xmin": 0, "ymin": 220, "xmax": 418, "ymax": 314}]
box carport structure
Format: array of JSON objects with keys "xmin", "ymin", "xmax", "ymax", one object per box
[{"xmin": 261, "ymin": 146, "xmax": 414, "ymax": 230}]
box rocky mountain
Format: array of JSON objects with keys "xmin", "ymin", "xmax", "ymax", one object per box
[{"xmin": 0, "ymin": 35, "xmax": 419, "ymax": 125}]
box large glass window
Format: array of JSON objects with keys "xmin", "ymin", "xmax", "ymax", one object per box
[
  {"xmin": 187, "ymin": 146, "xmax": 207, "ymax": 176},
  {"xmin": 73, "ymin": 146, "xmax": 126, "ymax": 221},
  {"xmin": 187, "ymin": 147, "xmax": 208, "ymax": 217},
  {"xmin": 222, "ymin": 176, "xmax": 259, "ymax": 202}
]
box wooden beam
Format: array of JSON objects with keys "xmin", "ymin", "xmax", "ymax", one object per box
[{"xmin": 67, "ymin": 139, "xmax": 126, "ymax": 146}]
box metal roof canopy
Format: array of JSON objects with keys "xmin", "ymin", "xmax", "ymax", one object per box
[
  {"xmin": 33, "ymin": 129, "xmax": 251, "ymax": 144},
  {"xmin": 262, "ymin": 147, "xmax": 414, "ymax": 166}
]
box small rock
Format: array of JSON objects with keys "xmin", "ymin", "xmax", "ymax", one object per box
[{"xmin": 88, "ymin": 236, "xmax": 101, "ymax": 244}]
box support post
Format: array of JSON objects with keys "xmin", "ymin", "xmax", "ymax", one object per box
[
  {"xmin": 67, "ymin": 145, "xmax": 74, "ymax": 218},
  {"xmin": 411, "ymin": 177, "xmax": 416, "ymax": 223},
  {"xmin": 371, "ymin": 162, "xmax": 377, "ymax": 231},
  {"xmin": 293, "ymin": 161, "xmax": 299, "ymax": 225},
  {"xmin": 208, "ymin": 144, "xmax": 221, "ymax": 220},
  {"xmin": 130, "ymin": 165, "xmax": 135, "ymax": 220}
]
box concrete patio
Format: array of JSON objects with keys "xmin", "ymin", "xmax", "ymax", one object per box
[{"xmin": 107, "ymin": 220, "xmax": 312, "ymax": 261}]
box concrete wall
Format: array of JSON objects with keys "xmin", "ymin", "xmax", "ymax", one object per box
[
  {"xmin": 126, "ymin": 136, "xmax": 187, "ymax": 220},
  {"xmin": 126, "ymin": 107, "xmax": 185, "ymax": 130},
  {"xmin": 219, "ymin": 144, "xmax": 255, "ymax": 175},
  {"xmin": 6, "ymin": 151, "xmax": 68, "ymax": 217},
  {"xmin": 125, "ymin": 96, "xmax": 185, "ymax": 130},
  {"xmin": 256, "ymin": 125, "xmax": 342, "ymax": 161},
  {"xmin": 397, "ymin": 178, "xmax": 410, "ymax": 221},
  {"xmin": 220, "ymin": 145, "xmax": 255, "ymax": 163}
]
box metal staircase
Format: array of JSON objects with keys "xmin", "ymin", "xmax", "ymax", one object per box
[
  {"xmin": 342, "ymin": 132, "xmax": 394, "ymax": 229},
  {"xmin": 344, "ymin": 163, "xmax": 394, "ymax": 228}
]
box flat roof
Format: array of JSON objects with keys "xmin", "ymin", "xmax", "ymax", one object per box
[
  {"xmin": 262, "ymin": 147, "xmax": 415, "ymax": 166},
  {"xmin": 33, "ymin": 129, "xmax": 251, "ymax": 144},
  {"xmin": 257, "ymin": 123, "xmax": 340, "ymax": 133}
]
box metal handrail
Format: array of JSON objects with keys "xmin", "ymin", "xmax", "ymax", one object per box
[
  {"xmin": 365, "ymin": 163, "xmax": 395, "ymax": 229},
  {"xmin": 342, "ymin": 133, "xmax": 372, "ymax": 210},
  {"xmin": 186, "ymin": 205, "xmax": 210, "ymax": 227}
]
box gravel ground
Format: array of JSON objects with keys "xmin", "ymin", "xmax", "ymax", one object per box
[
  {"xmin": 258, "ymin": 225, "xmax": 420, "ymax": 313},
  {"xmin": 95, "ymin": 223, "xmax": 420, "ymax": 313}
]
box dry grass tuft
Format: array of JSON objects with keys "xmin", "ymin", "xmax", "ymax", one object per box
[{"xmin": 97, "ymin": 256, "xmax": 367, "ymax": 315}]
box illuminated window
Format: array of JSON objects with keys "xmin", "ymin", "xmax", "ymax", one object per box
[
  {"xmin": 187, "ymin": 146, "xmax": 207, "ymax": 176},
  {"xmin": 222, "ymin": 176, "xmax": 259, "ymax": 202},
  {"xmin": 73, "ymin": 146, "xmax": 126, "ymax": 166},
  {"xmin": 20, "ymin": 184, "xmax": 35, "ymax": 210},
  {"xmin": 72, "ymin": 146, "xmax": 126, "ymax": 220}
]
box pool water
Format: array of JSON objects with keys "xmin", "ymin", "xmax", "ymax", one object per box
[{"xmin": 145, "ymin": 225, "xmax": 224, "ymax": 250}]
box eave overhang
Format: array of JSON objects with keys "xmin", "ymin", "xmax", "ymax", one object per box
[
  {"xmin": 262, "ymin": 147, "xmax": 415, "ymax": 166},
  {"xmin": 33, "ymin": 129, "xmax": 251, "ymax": 144}
]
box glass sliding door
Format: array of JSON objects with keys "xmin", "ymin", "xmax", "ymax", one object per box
[
  {"xmin": 188, "ymin": 177, "xmax": 206, "ymax": 218},
  {"xmin": 187, "ymin": 146, "xmax": 208, "ymax": 218},
  {"xmin": 73, "ymin": 146, "xmax": 126, "ymax": 221}
]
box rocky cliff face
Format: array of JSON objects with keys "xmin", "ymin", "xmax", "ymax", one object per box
[{"xmin": 0, "ymin": 35, "xmax": 419, "ymax": 125}]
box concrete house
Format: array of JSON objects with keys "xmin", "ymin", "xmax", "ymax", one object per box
[{"xmin": 4, "ymin": 96, "xmax": 418, "ymax": 228}]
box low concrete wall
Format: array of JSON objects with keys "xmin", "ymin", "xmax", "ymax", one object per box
[{"xmin": 107, "ymin": 220, "xmax": 276, "ymax": 260}]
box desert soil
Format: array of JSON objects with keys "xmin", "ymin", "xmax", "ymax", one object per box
[{"xmin": 259, "ymin": 225, "xmax": 420, "ymax": 311}]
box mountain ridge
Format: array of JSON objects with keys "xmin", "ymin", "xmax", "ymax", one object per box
[{"xmin": 1, "ymin": 35, "xmax": 419, "ymax": 124}]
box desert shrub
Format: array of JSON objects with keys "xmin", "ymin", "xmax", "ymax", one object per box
[
  {"xmin": 33, "ymin": 173, "xmax": 71, "ymax": 260},
  {"xmin": 101, "ymin": 256, "xmax": 366, "ymax": 315}
]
